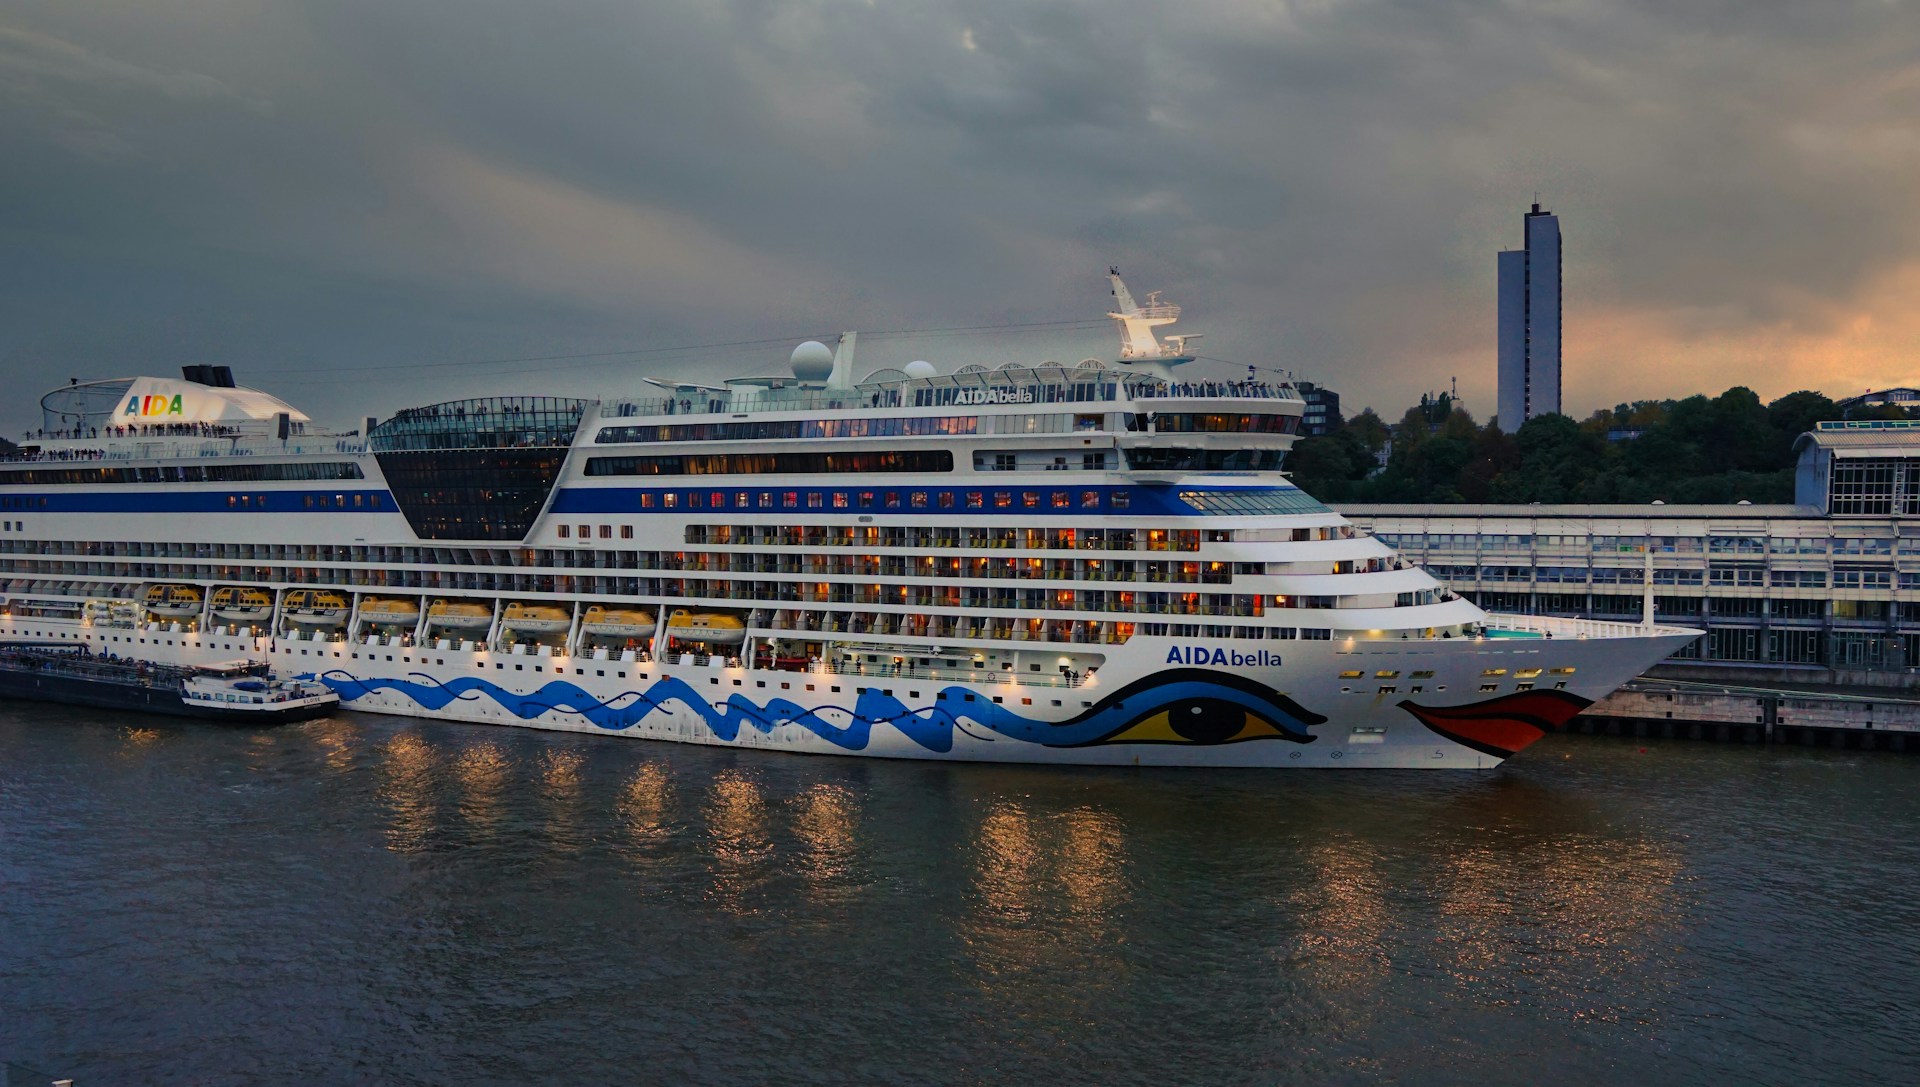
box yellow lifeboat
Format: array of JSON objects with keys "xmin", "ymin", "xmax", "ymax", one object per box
[
  {"xmin": 581, "ymin": 606, "xmax": 656, "ymax": 639},
  {"xmin": 502, "ymin": 603, "xmax": 571, "ymax": 634},
  {"xmin": 283, "ymin": 589, "xmax": 349, "ymax": 627},
  {"xmin": 359, "ymin": 597, "xmax": 421, "ymax": 626},
  {"xmin": 665, "ymin": 608, "xmax": 746, "ymax": 646},
  {"xmin": 210, "ymin": 586, "xmax": 274, "ymax": 620},
  {"xmin": 144, "ymin": 583, "xmax": 203, "ymax": 617},
  {"xmin": 426, "ymin": 600, "xmax": 493, "ymax": 631}
]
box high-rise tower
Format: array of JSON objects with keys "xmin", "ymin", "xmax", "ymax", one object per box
[{"xmin": 1496, "ymin": 202, "xmax": 1562, "ymax": 426}]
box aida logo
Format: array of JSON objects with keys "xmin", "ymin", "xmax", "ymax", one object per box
[
  {"xmin": 124, "ymin": 394, "xmax": 184, "ymax": 417},
  {"xmin": 1164, "ymin": 646, "xmax": 1284, "ymax": 668}
]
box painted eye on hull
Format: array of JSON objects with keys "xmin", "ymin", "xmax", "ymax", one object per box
[{"xmin": 1099, "ymin": 698, "xmax": 1302, "ymax": 746}]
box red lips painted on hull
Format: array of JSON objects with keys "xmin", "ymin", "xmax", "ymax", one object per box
[{"xmin": 1396, "ymin": 689, "xmax": 1594, "ymax": 760}]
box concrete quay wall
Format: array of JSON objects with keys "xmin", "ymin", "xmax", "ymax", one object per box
[{"xmin": 1577, "ymin": 682, "xmax": 1920, "ymax": 751}]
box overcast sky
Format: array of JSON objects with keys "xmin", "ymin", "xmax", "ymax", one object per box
[{"xmin": 4, "ymin": 0, "xmax": 1917, "ymax": 432}]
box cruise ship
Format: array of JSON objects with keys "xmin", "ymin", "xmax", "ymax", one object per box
[{"xmin": 0, "ymin": 274, "xmax": 1698, "ymax": 767}]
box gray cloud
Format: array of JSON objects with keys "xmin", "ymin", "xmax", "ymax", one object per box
[{"xmin": 2, "ymin": 0, "xmax": 1918, "ymax": 432}]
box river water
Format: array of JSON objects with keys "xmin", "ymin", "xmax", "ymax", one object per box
[{"xmin": 1, "ymin": 705, "xmax": 1916, "ymax": 1086}]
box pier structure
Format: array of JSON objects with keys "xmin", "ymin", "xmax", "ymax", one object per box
[
  {"xmin": 1341, "ymin": 421, "xmax": 1920, "ymax": 693},
  {"xmin": 1576, "ymin": 680, "xmax": 1920, "ymax": 751}
]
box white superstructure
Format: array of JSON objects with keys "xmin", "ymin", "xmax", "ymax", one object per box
[{"xmin": 0, "ymin": 276, "xmax": 1695, "ymax": 767}]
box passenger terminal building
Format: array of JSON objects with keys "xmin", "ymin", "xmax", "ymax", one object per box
[{"xmin": 1340, "ymin": 421, "xmax": 1920, "ymax": 685}]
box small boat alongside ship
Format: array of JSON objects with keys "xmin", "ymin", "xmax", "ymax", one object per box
[{"xmin": 0, "ymin": 646, "xmax": 338, "ymax": 724}]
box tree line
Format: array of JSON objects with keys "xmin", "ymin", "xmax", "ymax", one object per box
[{"xmin": 1285, "ymin": 386, "xmax": 1877, "ymax": 504}]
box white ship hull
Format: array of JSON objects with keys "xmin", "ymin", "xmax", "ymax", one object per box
[{"xmin": 0, "ymin": 611, "xmax": 1691, "ymax": 767}]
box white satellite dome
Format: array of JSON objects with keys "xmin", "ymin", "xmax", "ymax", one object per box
[
  {"xmin": 904, "ymin": 360, "xmax": 936, "ymax": 379},
  {"xmin": 790, "ymin": 340, "xmax": 834, "ymax": 381}
]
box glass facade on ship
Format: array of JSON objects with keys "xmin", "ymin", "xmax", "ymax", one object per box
[{"xmin": 368, "ymin": 397, "xmax": 587, "ymax": 541}]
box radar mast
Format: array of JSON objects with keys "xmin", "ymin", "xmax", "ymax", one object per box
[{"xmin": 1106, "ymin": 268, "xmax": 1199, "ymax": 381}]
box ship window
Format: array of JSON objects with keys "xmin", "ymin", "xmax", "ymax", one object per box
[
  {"xmin": 621, "ymin": 525, "xmax": 633, "ymax": 539},
  {"xmin": 911, "ymin": 492, "xmax": 928, "ymax": 508},
  {"xmin": 807, "ymin": 493, "xmax": 824, "ymax": 508},
  {"xmin": 1479, "ymin": 683, "xmax": 1498, "ymax": 692},
  {"xmin": 1082, "ymin": 491, "xmax": 1099, "ymax": 508},
  {"xmin": 710, "ymin": 491, "xmax": 724, "ymax": 508},
  {"xmin": 1481, "ymin": 668, "xmax": 1507, "ymax": 676},
  {"xmin": 556, "ymin": 525, "xmax": 570, "ymax": 538},
  {"xmin": 783, "ymin": 492, "xmax": 798, "ymax": 508},
  {"xmin": 228, "ymin": 496, "xmax": 237, "ymax": 508},
  {"xmin": 1023, "ymin": 493, "xmax": 1039, "ymax": 508},
  {"xmin": 1411, "ymin": 670, "xmax": 1435, "ymax": 678},
  {"xmin": 1052, "ymin": 492, "xmax": 1069, "ymax": 508},
  {"xmin": 353, "ymin": 494, "xmax": 363, "ymax": 507},
  {"xmin": 757, "ymin": 492, "xmax": 773, "ymax": 509},
  {"xmin": 1338, "ymin": 670, "xmax": 1363, "ymax": 678},
  {"xmin": 833, "ymin": 492, "xmax": 849, "ymax": 508},
  {"xmin": 598, "ymin": 525, "xmax": 611, "ymax": 539},
  {"xmin": 967, "ymin": 493, "xmax": 983, "ymax": 508},
  {"xmin": 736, "ymin": 492, "xmax": 749, "ymax": 507},
  {"xmin": 939, "ymin": 492, "xmax": 954, "ymax": 508},
  {"xmin": 885, "ymin": 492, "xmax": 900, "ymax": 509},
  {"xmin": 1375, "ymin": 670, "xmax": 1400, "ymax": 678},
  {"xmin": 1112, "ymin": 491, "xmax": 1130, "ymax": 509},
  {"xmin": 640, "ymin": 494, "xmax": 655, "ymax": 508},
  {"xmin": 994, "ymin": 493, "xmax": 1011, "ymax": 508},
  {"xmin": 1516, "ymin": 682, "xmax": 1535, "ymax": 691},
  {"xmin": 371, "ymin": 495, "xmax": 382, "ymax": 508}
]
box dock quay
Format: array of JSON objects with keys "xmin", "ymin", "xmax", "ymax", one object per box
[{"xmin": 1577, "ymin": 679, "xmax": 1920, "ymax": 750}]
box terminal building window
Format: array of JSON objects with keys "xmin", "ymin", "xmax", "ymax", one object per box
[{"xmin": 1828, "ymin": 458, "xmax": 1915, "ymax": 516}]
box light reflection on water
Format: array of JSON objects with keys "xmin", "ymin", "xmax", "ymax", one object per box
[
  {"xmin": 375, "ymin": 729, "xmax": 437, "ymax": 854},
  {"xmin": 3, "ymin": 712, "xmax": 1918, "ymax": 1086},
  {"xmin": 790, "ymin": 782, "xmax": 861, "ymax": 904}
]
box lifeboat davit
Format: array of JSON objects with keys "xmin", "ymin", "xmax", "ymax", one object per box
[
  {"xmin": 665, "ymin": 608, "xmax": 746, "ymax": 646},
  {"xmin": 580, "ymin": 606, "xmax": 656, "ymax": 639},
  {"xmin": 425, "ymin": 600, "xmax": 493, "ymax": 631},
  {"xmin": 144, "ymin": 583, "xmax": 203, "ymax": 617},
  {"xmin": 210, "ymin": 586, "xmax": 273, "ymax": 621},
  {"xmin": 282, "ymin": 589, "xmax": 349, "ymax": 627}
]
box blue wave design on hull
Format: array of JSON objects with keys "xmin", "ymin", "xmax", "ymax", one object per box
[{"xmin": 309, "ymin": 669, "xmax": 1322, "ymax": 754}]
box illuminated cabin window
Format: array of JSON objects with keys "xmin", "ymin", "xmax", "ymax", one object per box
[
  {"xmin": 584, "ymin": 450, "xmax": 953, "ymax": 476},
  {"xmin": 595, "ymin": 416, "xmax": 978, "ymax": 443},
  {"xmin": 0, "ymin": 462, "xmax": 364, "ymax": 485}
]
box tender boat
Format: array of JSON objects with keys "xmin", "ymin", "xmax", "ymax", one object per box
[
  {"xmin": 282, "ymin": 589, "xmax": 349, "ymax": 627},
  {"xmin": 580, "ymin": 606, "xmax": 656, "ymax": 639},
  {"xmin": 502, "ymin": 603, "xmax": 571, "ymax": 634},
  {"xmin": 358, "ymin": 598, "xmax": 421, "ymax": 626},
  {"xmin": 210, "ymin": 586, "xmax": 274, "ymax": 621},
  {"xmin": 144, "ymin": 583, "xmax": 202, "ymax": 618},
  {"xmin": 426, "ymin": 600, "xmax": 494, "ymax": 630},
  {"xmin": 664, "ymin": 609, "xmax": 747, "ymax": 646}
]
